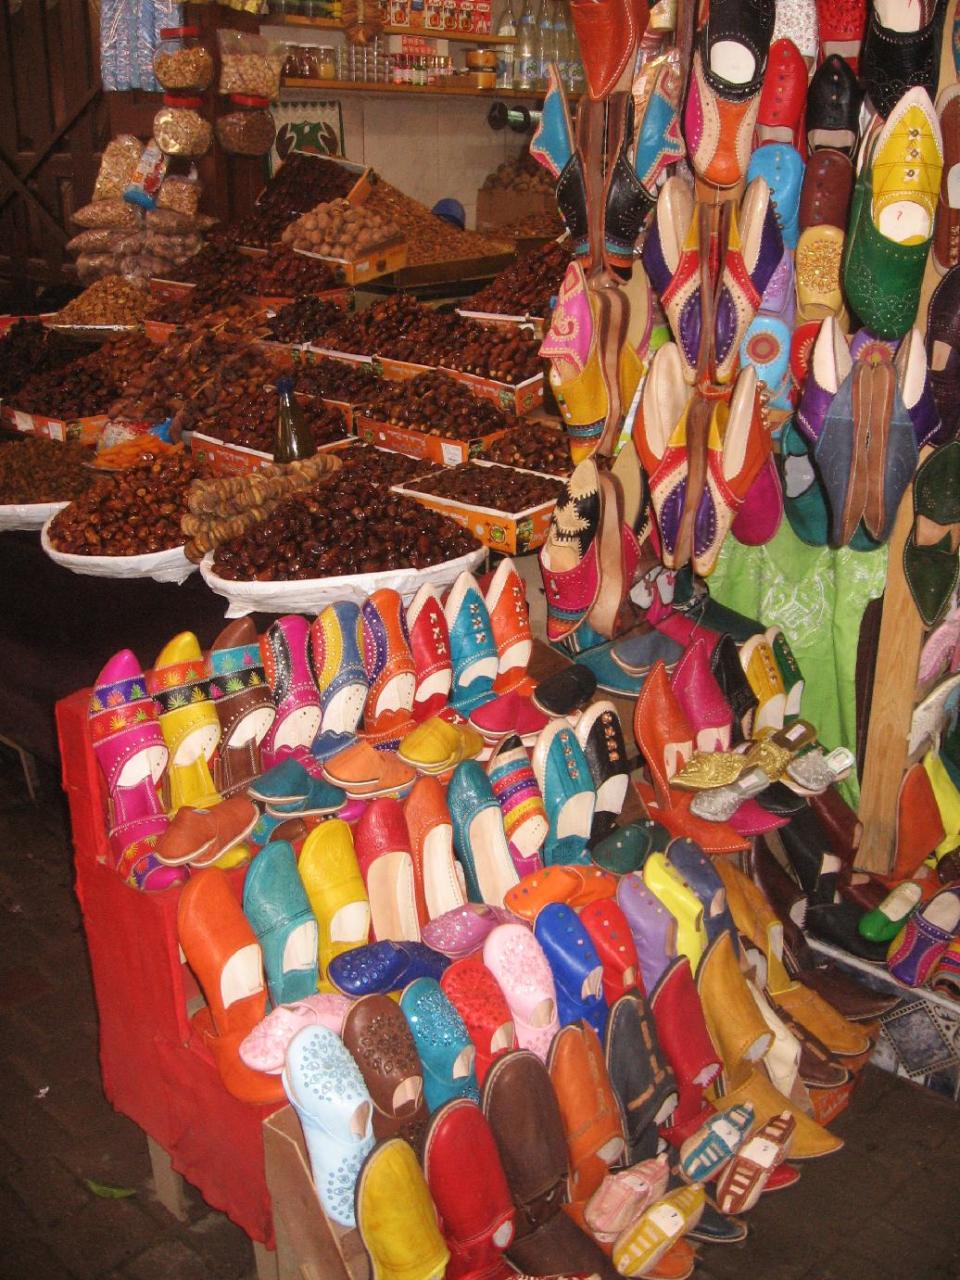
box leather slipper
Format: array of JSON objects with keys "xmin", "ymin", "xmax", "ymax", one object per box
[
  {"xmin": 329, "ymin": 941, "xmax": 450, "ymax": 996},
  {"xmin": 579, "ymin": 899, "xmax": 642, "ymax": 1004},
  {"xmin": 483, "ymin": 922, "xmax": 560, "ymax": 1062},
  {"xmin": 400, "ymin": 977, "xmax": 480, "ymax": 1111},
  {"xmin": 356, "ymin": 798, "xmax": 422, "ymax": 943},
  {"xmin": 441, "ymin": 955, "xmax": 516, "ymax": 1085},
  {"xmin": 243, "ymin": 839, "xmax": 319, "ymax": 1006},
  {"xmin": 535, "ymin": 902, "xmax": 609, "ymax": 1040},
  {"xmin": 531, "ymin": 663, "xmax": 598, "ymax": 716},
  {"xmin": 299, "ymin": 818, "xmax": 370, "ymax": 990},
  {"xmin": 421, "ymin": 902, "xmax": 514, "ymax": 960},
  {"xmin": 404, "ymin": 776, "xmax": 465, "ymax": 923},
  {"xmin": 343, "ymin": 994, "xmax": 428, "ymax": 1149}
]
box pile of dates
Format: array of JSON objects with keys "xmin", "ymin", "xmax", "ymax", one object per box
[
  {"xmin": 406, "ymin": 461, "xmax": 563, "ymax": 510},
  {"xmin": 226, "ymin": 154, "xmax": 358, "ymax": 248},
  {"xmin": 0, "ymin": 437, "xmax": 95, "ymax": 504},
  {"xmin": 14, "ymin": 349, "xmax": 120, "ymax": 419},
  {"xmin": 0, "ymin": 320, "xmax": 92, "ymax": 400},
  {"xmin": 48, "ymin": 454, "xmax": 200, "ymax": 555},
  {"xmin": 322, "ymin": 295, "xmax": 542, "ymax": 384},
  {"xmin": 212, "ymin": 472, "xmax": 477, "ymax": 580},
  {"xmin": 336, "ymin": 442, "xmax": 439, "ymax": 487},
  {"xmin": 481, "ymin": 423, "xmax": 571, "ymax": 475},
  {"xmin": 356, "ymin": 371, "xmax": 512, "ymax": 440},
  {"xmin": 198, "ymin": 387, "xmax": 347, "ymax": 453},
  {"xmin": 266, "ymin": 295, "xmax": 347, "ymax": 345},
  {"xmin": 467, "ymin": 241, "xmax": 570, "ymax": 320},
  {"xmin": 289, "ymin": 357, "xmax": 380, "ymax": 403}
]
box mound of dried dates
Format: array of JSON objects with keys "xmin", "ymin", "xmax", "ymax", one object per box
[
  {"xmin": 481, "ymin": 424, "xmax": 571, "ymax": 475},
  {"xmin": 48, "ymin": 454, "xmax": 200, "ymax": 555},
  {"xmin": 266, "ymin": 295, "xmax": 347, "ymax": 345},
  {"xmin": 320, "ymin": 294, "xmax": 542, "ymax": 384},
  {"xmin": 467, "ymin": 241, "xmax": 570, "ymax": 319},
  {"xmin": 198, "ymin": 388, "xmax": 347, "ymax": 453},
  {"xmin": 404, "ymin": 461, "xmax": 563, "ymax": 510},
  {"xmin": 212, "ymin": 473, "xmax": 477, "ymax": 580},
  {"xmin": 336, "ymin": 442, "xmax": 440, "ymax": 488},
  {"xmin": 289, "ymin": 358, "xmax": 380, "ymax": 403},
  {"xmin": 0, "ymin": 438, "xmax": 95, "ymax": 504},
  {"xmin": 0, "ymin": 320, "xmax": 93, "ymax": 400},
  {"xmin": 228, "ymin": 154, "xmax": 359, "ymax": 248},
  {"xmin": 356, "ymin": 371, "xmax": 512, "ymax": 440}
]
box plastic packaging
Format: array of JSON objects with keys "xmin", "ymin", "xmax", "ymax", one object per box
[
  {"xmin": 215, "ymin": 97, "xmax": 276, "ymax": 155},
  {"xmin": 67, "ymin": 227, "xmax": 131, "ymax": 254},
  {"xmin": 93, "ymin": 136, "xmax": 145, "ymax": 201},
  {"xmin": 157, "ymin": 174, "xmax": 201, "ymax": 215},
  {"xmin": 154, "ymin": 96, "xmax": 213, "ymax": 156},
  {"xmin": 217, "ymin": 30, "xmax": 283, "ymax": 100},
  {"xmin": 73, "ymin": 200, "xmax": 142, "ymax": 229},
  {"xmin": 153, "ymin": 26, "xmax": 214, "ymax": 90},
  {"xmin": 124, "ymin": 139, "xmax": 169, "ymax": 209},
  {"xmin": 145, "ymin": 207, "xmax": 200, "ymax": 233}
]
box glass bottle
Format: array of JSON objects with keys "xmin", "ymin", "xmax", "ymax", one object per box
[
  {"xmin": 495, "ymin": 0, "xmax": 516, "ymax": 89},
  {"xmin": 514, "ymin": 0, "xmax": 536, "ymax": 89},
  {"xmin": 534, "ymin": 0, "xmax": 552, "ymax": 88},
  {"xmin": 274, "ymin": 377, "xmax": 316, "ymax": 463},
  {"xmin": 552, "ymin": 0, "xmax": 569, "ymax": 87}
]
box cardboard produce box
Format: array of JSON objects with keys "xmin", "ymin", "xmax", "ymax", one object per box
[
  {"xmin": 1, "ymin": 405, "xmax": 108, "ymax": 445},
  {"xmin": 292, "ymin": 239, "xmax": 408, "ymax": 286},
  {"xmin": 393, "ymin": 459, "xmax": 558, "ymax": 553},
  {"xmin": 441, "ymin": 365, "xmax": 544, "ymax": 417},
  {"xmin": 355, "ymin": 415, "xmax": 506, "ymax": 466},
  {"xmin": 189, "ymin": 432, "xmax": 274, "ymax": 476}
]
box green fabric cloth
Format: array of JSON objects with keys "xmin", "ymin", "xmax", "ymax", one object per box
[{"xmin": 709, "ymin": 522, "xmax": 888, "ymax": 806}]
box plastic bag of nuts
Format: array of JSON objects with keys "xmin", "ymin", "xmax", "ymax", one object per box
[
  {"xmin": 92, "ymin": 136, "xmax": 144, "ymax": 202},
  {"xmin": 157, "ymin": 175, "xmax": 201, "ymax": 216},
  {"xmin": 217, "ymin": 30, "xmax": 283, "ymax": 101}
]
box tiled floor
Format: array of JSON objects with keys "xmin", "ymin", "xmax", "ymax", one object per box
[{"xmin": 1, "ymin": 744, "xmax": 959, "ymax": 1280}]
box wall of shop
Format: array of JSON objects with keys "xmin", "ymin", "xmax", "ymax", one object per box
[{"xmin": 336, "ymin": 95, "xmax": 528, "ymax": 227}]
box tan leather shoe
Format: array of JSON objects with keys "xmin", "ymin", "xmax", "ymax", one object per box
[{"xmin": 696, "ymin": 931, "xmax": 773, "ymax": 1075}]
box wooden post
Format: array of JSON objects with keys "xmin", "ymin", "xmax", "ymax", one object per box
[{"xmin": 146, "ymin": 1135, "xmax": 190, "ymax": 1222}]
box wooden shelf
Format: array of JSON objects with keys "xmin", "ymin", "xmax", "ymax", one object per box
[
  {"xmin": 267, "ymin": 14, "xmax": 516, "ymax": 41},
  {"xmin": 281, "ymin": 78, "xmax": 545, "ymax": 98}
]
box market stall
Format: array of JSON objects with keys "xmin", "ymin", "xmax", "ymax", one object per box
[{"xmin": 4, "ymin": 0, "xmax": 960, "ymax": 1274}]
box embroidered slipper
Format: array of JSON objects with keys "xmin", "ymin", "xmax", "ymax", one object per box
[
  {"xmin": 310, "ymin": 601, "xmax": 369, "ymax": 760},
  {"xmin": 328, "ymin": 941, "xmax": 451, "ymax": 997},
  {"xmin": 362, "ymin": 589, "xmax": 417, "ymax": 746},
  {"xmin": 486, "ymin": 733, "xmax": 548, "ymax": 878},
  {"xmin": 282, "ymin": 1025, "xmax": 375, "ymax": 1227},
  {"xmin": 486, "ymin": 556, "xmax": 534, "ymax": 693},
  {"xmin": 576, "ymin": 701, "xmax": 630, "ymax": 840},
  {"xmin": 259, "ymin": 616, "xmax": 321, "ymax": 771},
  {"xmin": 148, "ymin": 632, "xmax": 222, "ymax": 812},
  {"xmin": 406, "ymin": 585, "xmax": 453, "ymax": 723},
  {"xmin": 533, "ymin": 720, "xmax": 596, "ymax": 866},
  {"xmin": 342, "ymin": 994, "xmax": 428, "ymax": 1148},
  {"xmin": 421, "ymin": 902, "xmax": 514, "ymax": 960},
  {"xmin": 446, "ymin": 572, "xmax": 499, "ymax": 716},
  {"xmin": 208, "ymin": 620, "xmax": 276, "ymax": 798}
]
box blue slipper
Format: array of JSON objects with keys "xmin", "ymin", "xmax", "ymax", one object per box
[
  {"xmin": 666, "ymin": 839, "xmax": 735, "ymax": 945},
  {"xmin": 445, "ymin": 573, "xmax": 499, "ymax": 716},
  {"xmin": 534, "ymin": 902, "xmax": 608, "ymax": 1040},
  {"xmin": 247, "ymin": 756, "xmax": 311, "ymax": 804},
  {"xmin": 532, "ymin": 721, "xmax": 595, "ymax": 865},
  {"xmin": 265, "ymin": 775, "xmax": 346, "ymax": 818},
  {"xmin": 448, "ymin": 760, "xmax": 520, "ymax": 906},
  {"xmin": 328, "ymin": 941, "xmax": 450, "ymax": 996},
  {"xmin": 282, "ymin": 1025, "xmax": 374, "ymax": 1227},
  {"xmin": 242, "ymin": 840, "xmax": 319, "ymax": 1006},
  {"xmin": 310, "ymin": 602, "xmax": 370, "ymax": 762},
  {"xmin": 400, "ymin": 977, "xmax": 480, "ymax": 1111}
]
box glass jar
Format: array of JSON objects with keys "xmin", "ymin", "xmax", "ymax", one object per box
[
  {"xmin": 153, "ymin": 27, "xmax": 214, "ymax": 92},
  {"xmin": 215, "ymin": 97, "xmax": 277, "ymax": 155},
  {"xmin": 299, "ymin": 45, "xmax": 320, "ymax": 78},
  {"xmin": 154, "ymin": 96, "xmax": 213, "ymax": 157},
  {"xmin": 316, "ymin": 45, "xmax": 336, "ymax": 78},
  {"xmin": 282, "ymin": 45, "xmax": 302, "ymax": 80}
]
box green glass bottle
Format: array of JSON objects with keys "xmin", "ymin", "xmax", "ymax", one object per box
[{"xmin": 273, "ymin": 376, "xmax": 316, "ymax": 463}]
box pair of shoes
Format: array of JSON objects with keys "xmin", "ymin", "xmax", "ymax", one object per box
[
  {"xmin": 642, "ymin": 176, "xmax": 784, "ymax": 385},
  {"xmin": 399, "ymin": 716, "xmax": 483, "ymax": 775},
  {"xmin": 539, "ymin": 456, "xmax": 640, "ymax": 644},
  {"xmin": 633, "ymin": 347, "xmax": 775, "ymax": 574}
]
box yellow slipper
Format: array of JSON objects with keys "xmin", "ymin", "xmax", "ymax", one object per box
[
  {"xmin": 643, "ymin": 853, "xmax": 709, "ymax": 973},
  {"xmin": 696, "ymin": 931, "xmax": 773, "ymax": 1075},
  {"xmin": 612, "ymin": 1185, "xmax": 705, "ymax": 1277},
  {"xmin": 398, "ymin": 718, "xmax": 463, "ymax": 774},
  {"xmin": 795, "ymin": 225, "xmax": 846, "ymax": 323},
  {"xmin": 148, "ymin": 631, "xmax": 221, "ymax": 813},
  {"xmin": 713, "ymin": 1063, "xmax": 843, "ymax": 1160},
  {"xmin": 356, "ymin": 1139, "xmax": 449, "ymax": 1280},
  {"xmin": 299, "ymin": 819, "xmax": 371, "ymax": 992}
]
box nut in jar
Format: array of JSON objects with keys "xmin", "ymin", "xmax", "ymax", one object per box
[
  {"xmin": 154, "ymin": 97, "xmax": 213, "ymax": 157},
  {"xmin": 153, "ymin": 27, "xmax": 214, "ymax": 91},
  {"xmin": 217, "ymin": 30, "xmax": 283, "ymax": 100}
]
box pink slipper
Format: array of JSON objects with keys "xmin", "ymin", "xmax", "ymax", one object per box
[
  {"xmin": 482, "ymin": 922, "xmax": 560, "ymax": 1062},
  {"xmin": 239, "ymin": 994, "xmax": 352, "ymax": 1074}
]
